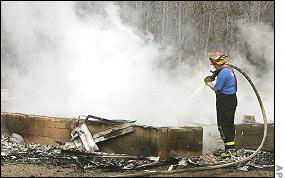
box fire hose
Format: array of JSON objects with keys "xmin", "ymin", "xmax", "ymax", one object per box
[{"xmin": 119, "ymin": 64, "xmax": 268, "ymax": 177}]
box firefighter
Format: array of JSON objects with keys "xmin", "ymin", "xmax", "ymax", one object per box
[{"xmin": 204, "ymin": 51, "xmax": 238, "ymax": 158}]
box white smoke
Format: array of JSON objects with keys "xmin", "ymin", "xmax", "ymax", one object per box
[
  {"xmin": 229, "ymin": 21, "xmax": 274, "ymax": 124},
  {"xmin": 1, "ymin": 2, "xmax": 273, "ymax": 129}
]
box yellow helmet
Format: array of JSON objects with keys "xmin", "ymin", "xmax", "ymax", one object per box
[{"xmin": 209, "ymin": 51, "xmax": 228, "ymax": 65}]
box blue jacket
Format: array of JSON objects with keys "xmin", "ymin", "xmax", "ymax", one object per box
[{"xmin": 214, "ymin": 67, "xmax": 237, "ymax": 95}]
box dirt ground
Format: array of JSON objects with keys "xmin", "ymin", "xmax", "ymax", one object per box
[{"xmin": 1, "ymin": 162, "xmax": 274, "ymax": 177}]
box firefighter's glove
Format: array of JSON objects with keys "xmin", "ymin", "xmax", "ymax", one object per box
[{"xmin": 204, "ymin": 76, "xmax": 215, "ymax": 84}]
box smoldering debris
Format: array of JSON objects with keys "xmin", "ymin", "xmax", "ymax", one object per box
[
  {"xmin": 166, "ymin": 149, "xmax": 274, "ymax": 172},
  {"xmin": 234, "ymin": 149, "xmax": 275, "ymax": 171},
  {"xmin": 1, "ymin": 136, "xmax": 157, "ymax": 171},
  {"xmin": 8, "ymin": 133, "xmax": 25, "ymax": 144},
  {"xmin": 52, "ymin": 115, "xmax": 137, "ymax": 155},
  {"xmin": 202, "ymin": 149, "xmax": 274, "ymax": 171},
  {"xmin": 1, "ymin": 135, "xmax": 274, "ymax": 173}
]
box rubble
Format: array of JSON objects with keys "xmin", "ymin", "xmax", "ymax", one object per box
[
  {"xmin": 8, "ymin": 133, "xmax": 25, "ymax": 144},
  {"xmin": 1, "ymin": 135, "xmax": 156, "ymax": 171},
  {"xmin": 163, "ymin": 148, "xmax": 274, "ymax": 172},
  {"xmin": 233, "ymin": 149, "xmax": 274, "ymax": 171},
  {"xmin": 66, "ymin": 115, "xmax": 135, "ymax": 153},
  {"xmin": 1, "ymin": 130, "xmax": 274, "ymax": 173},
  {"xmin": 1, "ymin": 134, "xmax": 274, "ymax": 174},
  {"xmin": 71, "ymin": 123, "xmax": 99, "ymax": 152},
  {"xmin": 242, "ymin": 115, "xmax": 256, "ymax": 123}
]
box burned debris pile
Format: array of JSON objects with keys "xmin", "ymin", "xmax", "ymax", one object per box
[
  {"xmin": 232, "ymin": 149, "xmax": 274, "ymax": 171},
  {"xmin": 164, "ymin": 149, "xmax": 274, "ymax": 172},
  {"xmin": 1, "ymin": 134, "xmax": 274, "ymax": 173},
  {"xmin": 1, "ymin": 115, "xmax": 274, "ymax": 173},
  {"xmin": 1, "ymin": 136, "xmax": 155, "ymax": 171},
  {"xmin": 1, "ymin": 115, "xmax": 158, "ymax": 171}
]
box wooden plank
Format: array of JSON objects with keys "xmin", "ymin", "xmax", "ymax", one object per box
[
  {"xmin": 93, "ymin": 123, "xmax": 133, "ymax": 139},
  {"xmin": 85, "ymin": 115, "xmax": 136, "ymax": 124},
  {"xmin": 93, "ymin": 123, "xmax": 134, "ymax": 143}
]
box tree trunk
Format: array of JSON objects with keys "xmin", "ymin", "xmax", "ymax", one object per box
[
  {"xmin": 161, "ymin": 1, "xmax": 166, "ymax": 70},
  {"xmin": 145, "ymin": 2, "xmax": 148, "ymax": 35},
  {"xmin": 135, "ymin": 1, "xmax": 138, "ymax": 28},
  {"xmin": 205, "ymin": 9, "xmax": 212, "ymax": 66},
  {"xmin": 257, "ymin": 1, "xmax": 261, "ymax": 23},
  {"xmin": 226, "ymin": 2, "xmax": 230, "ymax": 53},
  {"xmin": 178, "ymin": 1, "xmax": 182, "ymax": 72}
]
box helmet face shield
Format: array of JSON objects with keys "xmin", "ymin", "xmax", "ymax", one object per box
[{"xmin": 216, "ymin": 58, "xmax": 226, "ymax": 65}]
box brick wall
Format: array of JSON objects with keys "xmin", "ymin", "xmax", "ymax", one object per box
[
  {"xmin": 235, "ymin": 123, "xmax": 274, "ymax": 152},
  {"xmin": 1, "ymin": 113, "xmax": 274, "ymax": 158},
  {"xmin": 1, "ymin": 112, "xmax": 203, "ymax": 158},
  {"xmin": 158, "ymin": 127, "xmax": 203, "ymax": 159},
  {"xmin": 1, "ymin": 112, "xmax": 74, "ymax": 145}
]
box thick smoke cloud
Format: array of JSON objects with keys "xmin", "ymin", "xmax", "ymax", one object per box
[
  {"xmin": 1, "ymin": 2, "xmax": 273, "ymax": 130},
  {"xmin": 230, "ymin": 21, "xmax": 274, "ymax": 124}
]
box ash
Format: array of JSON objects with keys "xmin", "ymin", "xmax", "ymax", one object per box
[{"xmin": 1, "ymin": 136, "xmax": 274, "ymax": 172}]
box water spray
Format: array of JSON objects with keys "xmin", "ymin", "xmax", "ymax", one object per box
[
  {"xmin": 187, "ymin": 84, "xmax": 205, "ymax": 102},
  {"xmin": 119, "ymin": 64, "xmax": 268, "ymax": 177}
]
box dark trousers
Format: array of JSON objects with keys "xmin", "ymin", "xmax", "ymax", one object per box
[{"xmin": 216, "ymin": 93, "xmax": 237, "ymax": 150}]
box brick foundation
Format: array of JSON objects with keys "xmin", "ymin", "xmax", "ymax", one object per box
[
  {"xmin": 1, "ymin": 112, "xmax": 274, "ymax": 159},
  {"xmin": 235, "ymin": 123, "xmax": 274, "ymax": 152},
  {"xmin": 158, "ymin": 127, "xmax": 203, "ymax": 159},
  {"xmin": 1, "ymin": 113, "xmax": 74, "ymax": 145}
]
